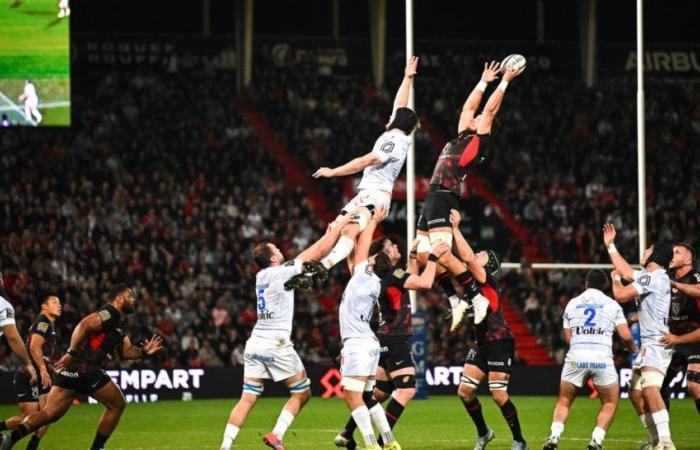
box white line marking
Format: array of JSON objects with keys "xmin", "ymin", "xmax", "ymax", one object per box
[{"xmin": 0, "ymin": 100, "xmax": 69, "ymax": 112}]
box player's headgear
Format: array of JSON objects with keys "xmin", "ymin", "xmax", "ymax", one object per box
[
  {"xmin": 484, "ymin": 250, "xmax": 500, "ymax": 276},
  {"xmin": 585, "ymin": 269, "xmax": 609, "ymax": 291},
  {"xmin": 253, "ymin": 242, "xmax": 274, "ymax": 268},
  {"xmin": 646, "ymin": 243, "xmax": 673, "ymax": 268},
  {"xmin": 108, "ymin": 283, "xmax": 130, "ymax": 300},
  {"xmin": 387, "ymin": 107, "xmax": 418, "ymax": 134},
  {"xmin": 674, "ymin": 242, "xmax": 696, "ymax": 263}
]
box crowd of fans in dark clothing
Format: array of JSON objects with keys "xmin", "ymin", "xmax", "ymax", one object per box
[{"xmin": 1, "ymin": 49, "xmax": 698, "ymax": 371}]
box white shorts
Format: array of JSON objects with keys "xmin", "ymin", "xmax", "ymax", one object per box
[
  {"xmin": 561, "ymin": 350, "xmax": 618, "ymax": 388},
  {"xmin": 637, "ymin": 342, "xmax": 673, "ymax": 374},
  {"xmin": 341, "ymin": 190, "xmax": 391, "ymax": 215},
  {"xmin": 243, "ymin": 336, "xmax": 305, "ymax": 382},
  {"xmin": 340, "ymin": 336, "xmax": 381, "ymax": 377}
]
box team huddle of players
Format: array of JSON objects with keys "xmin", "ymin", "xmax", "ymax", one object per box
[{"xmin": 1, "ymin": 56, "xmax": 698, "ymax": 450}]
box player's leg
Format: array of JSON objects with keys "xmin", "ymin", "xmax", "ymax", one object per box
[
  {"xmin": 587, "ymin": 381, "xmax": 619, "ymax": 450},
  {"xmin": 30, "ymin": 107, "xmax": 41, "ymax": 124},
  {"xmin": 263, "ymin": 370, "xmax": 311, "ymax": 449},
  {"xmin": 342, "ymin": 375, "xmax": 380, "ymax": 449},
  {"xmin": 220, "ymin": 377, "xmax": 263, "ymax": 450},
  {"xmin": 23, "ymin": 103, "xmax": 31, "ymax": 125},
  {"xmin": 457, "ymin": 355, "xmax": 492, "ymax": 448},
  {"xmin": 488, "ymin": 371, "xmax": 526, "ymax": 449},
  {"xmin": 3, "ymin": 387, "xmax": 75, "ymax": 448},
  {"xmin": 89, "ymin": 379, "xmax": 127, "ymax": 450},
  {"xmin": 686, "ymin": 360, "xmax": 700, "ymax": 415},
  {"xmin": 383, "ymin": 366, "xmax": 415, "ymax": 431},
  {"xmin": 543, "ymin": 380, "xmax": 579, "ymax": 449},
  {"xmin": 629, "ymin": 369, "xmax": 658, "ymax": 448},
  {"xmin": 25, "ymin": 393, "xmax": 50, "ymax": 450},
  {"xmin": 321, "ymin": 205, "xmax": 373, "ymax": 269},
  {"xmin": 0, "ymin": 402, "xmax": 38, "ymax": 432},
  {"xmin": 640, "ymin": 367, "xmax": 673, "ymax": 448}
]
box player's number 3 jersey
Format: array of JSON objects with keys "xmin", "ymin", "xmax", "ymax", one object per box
[
  {"xmin": 252, "ymin": 260, "xmax": 302, "ymax": 340},
  {"xmin": 563, "ymin": 288, "xmax": 627, "ymax": 357},
  {"xmin": 340, "ymin": 260, "xmax": 381, "ymax": 339},
  {"xmin": 357, "ymin": 130, "xmax": 410, "ymax": 193},
  {"xmin": 632, "ymin": 268, "xmax": 671, "ymax": 346},
  {"xmin": 0, "ymin": 295, "xmax": 16, "ymax": 337}
]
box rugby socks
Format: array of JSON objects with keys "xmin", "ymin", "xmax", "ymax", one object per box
[
  {"xmin": 322, "ymin": 236, "xmax": 355, "ymax": 269},
  {"xmin": 220, "ymin": 424, "xmax": 240, "ymax": 449},
  {"xmin": 350, "ymin": 406, "xmax": 377, "ymax": 447},
  {"xmin": 456, "ymin": 271, "xmax": 479, "ymax": 300},
  {"xmin": 695, "ymin": 399, "xmax": 700, "ymax": 415},
  {"xmin": 90, "ymin": 432, "xmax": 110, "ymax": 450},
  {"xmin": 0, "ymin": 420, "xmax": 6, "ymax": 431},
  {"xmin": 272, "ymin": 409, "xmax": 295, "ymax": 439},
  {"xmin": 651, "ymin": 410, "xmax": 672, "ymax": 444},
  {"xmin": 436, "ymin": 273, "xmax": 459, "ymax": 308},
  {"xmin": 462, "ymin": 398, "xmax": 488, "ymax": 436},
  {"xmin": 499, "ymin": 400, "xmax": 525, "ymax": 443},
  {"xmin": 343, "ymin": 416, "xmax": 358, "ymax": 436},
  {"xmin": 368, "ymin": 404, "xmax": 395, "ymax": 444},
  {"xmin": 26, "ymin": 435, "xmax": 41, "ymax": 450},
  {"xmin": 591, "ymin": 426, "xmax": 606, "ymax": 445},
  {"xmin": 549, "ymin": 421, "xmax": 564, "ymax": 440},
  {"xmin": 9, "ymin": 424, "xmax": 29, "ymax": 444},
  {"xmin": 362, "ymin": 391, "xmax": 379, "ymax": 410},
  {"xmin": 641, "ymin": 413, "xmax": 659, "ymax": 445},
  {"xmin": 385, "ymin": 397, "xmax": 406, "ymax": 429}
]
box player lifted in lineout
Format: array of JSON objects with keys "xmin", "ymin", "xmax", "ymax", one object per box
[
  {"xmin": 0, "ymin": 293, "xmax": 62, "ymax": 450},
  {"xmin": 450, "ymin": 210, "xmax": 527, "ymax": 450},
  {"xmin": 18, "ymin": 81, "xmax": 42, "ymax": 126},
  {"xmin": 416, "ymin": 62, "xmax": 521, "ymax": 332},
  {"xmin": 335, "ymin": 235, "xmax": 450, "ymax": 449},
  {"xmin": 309, "ymin": 57, "xmax": 419, "ymax": 275},
  {"xmin": 1, "ymin": 285, "xmax": 164, "ymax": 450},
  {"xmin": 541, "ymin": 270, "xmax": 637, "ymax": 450},
  {"xmin": 603, "ymin": 223, "xmax": 675, "ymax": 450},
  {"xmin": 219, "ymin": 215, "xmax": 351, "ymax": 450}
]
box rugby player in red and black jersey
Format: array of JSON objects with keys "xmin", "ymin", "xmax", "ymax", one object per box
[
  {"xmin": 1, "ymin": 284, "xmax": 164, "ymax": 450},
  {"xmin": 658, "ymin": 244, "xmax": 700, "ymax": 416},
  {"xmin": 450, "ymin": 210, "xmax": 527, "ymax": 450},
  {"xmin": 0, "ymin": 293, "xmax": 61, "ymax": 450},
  {"xmin": 335, "ymin": 237, "xmax": 450, "ymax": 449},
  {"xmin": 415, "ymin": 63, "xmax": 521, "ymax": 333}
]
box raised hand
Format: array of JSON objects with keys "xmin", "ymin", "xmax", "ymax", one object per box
[
  {"xmin": 405, "ymin": 56, "xmax": 419, "ymax": 78},
  {"xmin": 481, "ymin": 61, "xmax": 501, "ymax": 83},
  {"xmin": 430, "ymin": 242, "xmax": 451, "ymax": 258},
  {"xmin": 313, "ymin": 167, "xmax": 334, "ymax": 179},
  {"xmin": 143, "ymin": 335, "xmax": 165, "ymax": 355},
  {"xmin": 603, "ymin": 223, "xmax": 617, "ymax": 247},
  {"xmin": 449, "ymin": 209, "xmax": 462, "ymax": 228},
  {"xmin": 372, "ymin": 204, "xmax": 389, "ymax": 223},
  {"xmin": 501, "ymin": 66, "xmax": 520, "ymax": 82}
]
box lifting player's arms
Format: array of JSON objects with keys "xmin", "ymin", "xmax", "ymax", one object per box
[
  {"xmin": 0, "ymin": 274, "xmax": 37, "ymax": 385},
  {"xmin": 310, "ymin": 57, "xmax": 420, "ymax": 274},
  {"xmin": 415, "ymin": 63, "xmax": 522, "ymax": 332}
]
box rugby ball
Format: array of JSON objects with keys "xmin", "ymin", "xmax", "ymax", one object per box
[{"xmin": 501, "ymin": 54, "xmax": 526, "ymax": 74}]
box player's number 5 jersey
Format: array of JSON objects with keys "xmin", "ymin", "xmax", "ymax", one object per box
[
  {"xmin": 632, "ymin": 268, "xmax": 671, "ymax": 346},
  {"xmin": 357, "ymin": 131, "xmax": 410, "ymax": 193},
  {"xmin": 563, "ymin": 288, "xmax": 627, "ymax": 357},
  {"xmin": 252, "ymin": 260, "xmax": 302, "ymax": 340}
]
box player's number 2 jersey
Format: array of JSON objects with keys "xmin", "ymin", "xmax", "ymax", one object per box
[
  {"xmin": 357, "ymin": 131, "xmax": 410, "ymax": 193},
  {"xmin": 632, "ymin": 268, "xmax": 671, "ymax": 346},
  {"xmin": 252, "ymin": 260, "xmax": 302, "ymax": 340},
  {"xmin": 563, "ymin": 288, "xmax": 627, "ymax": 357},
  {"xmin": 340, "ymin": 260, "xmax": 381, "ymax": 340},
  {"xmin": 0, "ymin": 295, "xmax": 16, "ymax": 337}
]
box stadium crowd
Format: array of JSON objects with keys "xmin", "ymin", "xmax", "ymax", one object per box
[{"xmin": 2, "ymin": 50, "xmax": 699, "ymax": 371}]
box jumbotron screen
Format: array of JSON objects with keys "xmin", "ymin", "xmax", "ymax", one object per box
[{"xmin": 0, "ymin": 0, "xmax": 71, "ymax": 127}]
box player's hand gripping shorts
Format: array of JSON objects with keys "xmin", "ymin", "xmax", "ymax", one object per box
[
  {"xmin": 340, "ymin": 190, "xmax": 391, "ymax": 216},
  {"xmin": 243, "ymin": 336, "xmax": 305, "ymax": 382},
  {"xmin": 340, "ymin": 336, "xmax": 381, "ymax": 377},
  {"xmin": 561, "ymin": 350, "xmax": 618, "ymax": 387}
]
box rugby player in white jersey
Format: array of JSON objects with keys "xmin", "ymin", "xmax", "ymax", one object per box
[
  {"xmin": 603, "ymin": 223, "xmax": 675, "ymax": 450},
  {"xmin": 542, "ymin": 270, "xmax": 637, "ymax": 450},
  {"xmin": 0, "ymin": 272, "xmax": 38, "ymax": 387},
  {"xmin": 311, "ymin": 57, "xmax": 420, "ymax": 272},
  {"xmin": 18, "ymin": 81, "xmax": 42, "ymax": 125},
  {"xmin": 218, "ymin": 215, "xmax": 351, "ymax": 450}
]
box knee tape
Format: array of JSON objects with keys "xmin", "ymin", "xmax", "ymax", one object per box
[
  {"xmin": 349, "ymin": 210, "xmax": 370, "ymax": 232},
  {"xmin": 288, "ymin": 377, "xmax": 311, "ymax": 393},
  {"xmin": 364, "ymin": 379, "xmax": 376, "ymax": 392},
  {"xmin": 488, "ymin": 380, "xmax": 509, "ymax": 392},
  {"xmin": 687, "ymin": 370, "xmax": 700, "ymax": 384},
  {"xmin": 429, "ymin": 231, "xmax": 453, "ymax": 247},
  {"xmin": 417, "ymin": 233, "xmax": 431, "ymax": 254},
  {"xmin": 630, "ymin": 370, "xmax": 643, "ymax": 391},
  {"xmin": 341, "ymin": 377, "xmax": 367, "ymax": 392},
  {"xmin": 243, "ymin": 381, "xmax": 264, "ymax": 396},
  {"xmin": 392, "ymin": 374, "xmax": 416, "ymax": 389},
  {"xmin": 640, "ymin": 371, "xmax": 665, "ymax": 389},
  {"xmin": 460, "ymin": 375, "xmax": 480, "ymax": 389},
  {"xmin": 375, "ymin": 379, "xmax": 393, "ymax": 395}
]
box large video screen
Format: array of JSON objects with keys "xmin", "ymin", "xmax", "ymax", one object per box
[{"xmin": 0, "ymin": 0, "xmax": 71, "ymax": 127}]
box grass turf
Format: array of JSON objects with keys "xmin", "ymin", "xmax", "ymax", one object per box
[
  {"xmin": 0, "ymin": 0, "xmax": 70, "ymax": 126},
  {"xmin": 0, "ymin": 396, "xmax": 698, "ymax": 449}
]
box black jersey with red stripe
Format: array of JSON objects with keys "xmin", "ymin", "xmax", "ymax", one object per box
[
  {"xmin": 76, "ymin": 304, "xmax": 123, "ymax": 370},
  {"xmin": 26, "ymin": 313, "xmax": 57, "ymax": 373},
  {"xmin": 429, "ymin": 133, "xmax": 490, "ymax": 196},
  {"xmin": 669, "ymin": 269, "xmax": 700, "ymax": 335},
  {"xmin": 376, "ymin": 268, "xmax": 412, "ymax": 337},
  {"xmin": 475, "ymin": 273, "xmax": 513, "ymax": 345}
]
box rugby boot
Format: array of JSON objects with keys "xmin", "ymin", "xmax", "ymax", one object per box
[
  {"xmin": 262, "ymin": 432, "xmax": 285, "ymax": 450},
  {"xmin": 334, "ymin": 430, "xmax": 358, "ymax": 449},
  {"xmin": 541, "ymin": 436, "xmax": 558, "ymax": 450},
  {"xmin": 473, "ymin": 428, "xmax": 495, "ymax": 450}
]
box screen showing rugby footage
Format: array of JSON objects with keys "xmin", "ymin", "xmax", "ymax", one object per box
[{"xmin": 0, "ymin": 0, "xmax": 71, "ymax": 127}]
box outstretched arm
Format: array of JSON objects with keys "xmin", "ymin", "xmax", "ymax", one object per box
[
  {"xmin": 603, "ymin": 223, "xmax": 635, "ymax": 281},
  {"xmin": 671, "ymin": 281, "xmax": 700, "ymax": 297},
  {"xmin": 352, "ymin": 205, "xmax": 387, "ymax": 272},
  {"xmin": 403, "ymin": 242, "xmax": 451, "ymax": 290},
  {"xmin": 296, "ymin": 215, "xmax": 352, "ymax": 262},
  {"xmin": 476, "ymin": 67, "xmax": 519, "ymax": 135},
  {"xmin": 450, "ymin": 209, "xmax": 487, "ymax": 284},
  {"xmin": 661, "ymin": 328, "xmax": 700, "ymax": 346},
  {"xmin": 392, "ymin": 56, "xmax": 419, "ymax": 113},
  {"xmin": 458, "ymin": 61, "xmax": 500, "ymax": 133},
  {"xmin": 121, "ymin": 335, "xmax": 164, "ymax": 360},
  {"xmin": 313, "ymin": 152, "xmax": 381, "ymax": 179}
]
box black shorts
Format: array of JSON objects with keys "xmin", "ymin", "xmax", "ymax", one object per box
[
  {"xmin": 672, "ymin": 344, "xmax": 700, "ymax": 367},
  {"xmin": 465, "ymin": 339, "xmax": 515, "ymax": 374},
  {"xmin": 13, "ymin": 370, "xmax": 50, "ymax": 403},
  {"xmin": 417, "ymin": 190, "xmax": 459, "ymax": 232},
  {"xmin": 54, "ymin": 369, "xmax": 112, "ymax": 396},
  {"xmin": 379, "ymin": 335, "xmax": 414, "ymax": 373}
]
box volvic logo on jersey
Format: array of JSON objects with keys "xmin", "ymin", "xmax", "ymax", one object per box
[
  {"xmin": 258, "ymin": 310, "xmax": 275, "ymax": 320},
  {"xmin": 572, "ymin": 326, "xmax": 606, "ymax": 335}
]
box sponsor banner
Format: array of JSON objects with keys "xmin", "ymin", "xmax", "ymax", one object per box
[
  {"xmin": 411, "ymin": 313, "xmax": 429, "ymax": 399},
  {"xmin": 600, "ymin": 46, "xmax": 700, "ymax": 78},
  {"xmin": 0, "ymin": 365, "xmax": 689, "ymax": 404}
]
